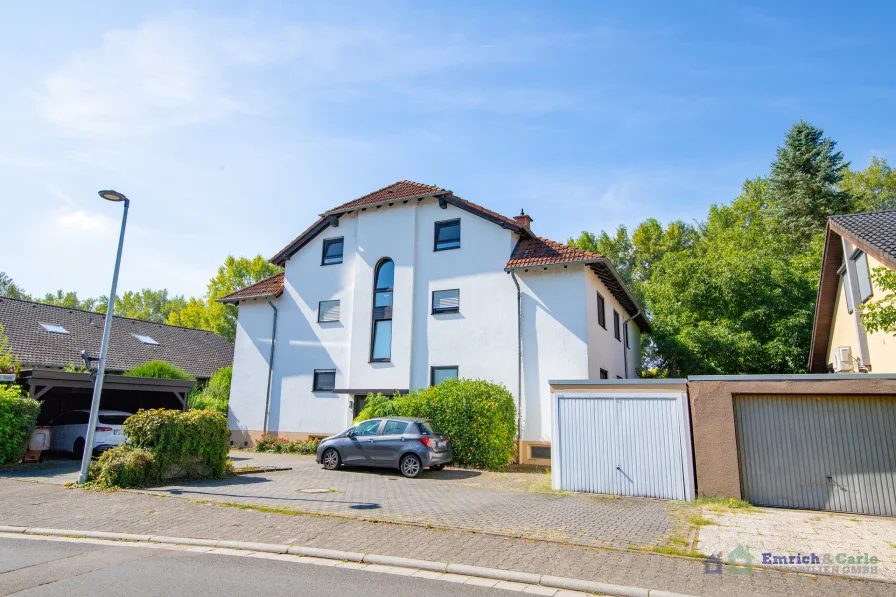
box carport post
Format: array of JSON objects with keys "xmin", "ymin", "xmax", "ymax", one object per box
[{"xmin": 78, "ymin": 191, "xmax": 130, "ymax": 484}]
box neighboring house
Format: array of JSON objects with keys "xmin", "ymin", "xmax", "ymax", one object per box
[
  {"xmin": 220, "ymin": 180, "xmax": 649, "ymax": 464},
  {"xmin": 0, "ymin": 297, "xmax": 234, "ymax": 380},
  {"xmin": 809, "ymin": 210, "xmax": 896, "ymax": 373}
]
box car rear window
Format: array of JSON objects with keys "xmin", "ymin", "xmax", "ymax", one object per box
[
  {"xmin": 418, "ymin": 421, "xmax": 440, "ymax": 436},
  {"xmin": 99, "ymin": 414, "xmax": 130, "ymax": 425}
]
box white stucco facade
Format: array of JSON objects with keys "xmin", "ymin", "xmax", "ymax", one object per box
[{"xmin": 227, "ymin": 192, "xmax": 646, "ymax": 462}]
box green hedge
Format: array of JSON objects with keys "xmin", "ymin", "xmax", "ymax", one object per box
[
  {"xmin": 356, "ymin": 378, "xmax": 516, "ymax": 469},
  {"xmin": 187, "ymin": 366, "xmax": 231, "ymax": 413},
  {"xmin": 90, "ymin": 408, "xmax": 231, "ymax": 488},
  {"xmin": 124, "ymin": 361, "xmax": 194, "ymax": 380},
  {"xmin": 0, "ymin": 385, "xmax": 40, "ymax": 465},
  {"xmin": 253, "ymin": 435, "xmax": 320, "ymax": 455}
]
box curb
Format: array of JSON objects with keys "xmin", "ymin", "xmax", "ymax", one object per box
[{"xmin": 0, "ymin": 526, "xmax": 699, "ymax": 597}]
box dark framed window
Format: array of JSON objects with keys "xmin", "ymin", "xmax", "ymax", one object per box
[
  {"xmin": 432, "ymin": 289, "xmax": 460, "ymax": 314},
  {"xmin": 431, "ymin": 366, "xmax": 458, "ymax": 386},
  {"xmin": 530, "ymin": 445, "xmax": 551, "ymax": 460},
  {"xmin": 382, "ymin": 420, "xmax": 409, "ymax": 435},
  {"xmin": 434, "ymin": 219, "xmax": 461, "ymax": 251},
  {"xmin": 312, "ymin": 369, "xmax": 336, "ymax": 391},
  {"xmin": 321, "ymin": 237, "xmax": 344, "ymax": 265},
  {"xmin": 623, "ymin": 321, "xmax": 629, "ymax": 348},
  {"xmin": 599, "ymin": 369, "xmax": 608, "ymax": 379},
  {"xmin": 318, "ymin": 300, "xmax": 340, "ymax": 323},
  {"xmin": 370, "ymin": 258, "xmax": 394, "ymax": 361},
  {"xmin": 596, "ymin": 293, "xmax": 606, "ymax": 329},
  {"xmin": 613, "ymin": 310, "xmax": 621, "ymax": 341}
]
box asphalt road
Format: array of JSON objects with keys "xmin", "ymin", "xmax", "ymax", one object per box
[{"xmin": 0, "ymin": 537, "xmax": 509, "ymax": 597}]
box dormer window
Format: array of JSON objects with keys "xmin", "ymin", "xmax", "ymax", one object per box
[
  {"xmin": 434, "ymin": 219, "xmax": 460, "ymax": 251},
  {"xmin": 40, "ymin": 323, "xmax": 69, "ymax": 334}
]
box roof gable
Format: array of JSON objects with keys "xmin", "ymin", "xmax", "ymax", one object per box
[
  {"xmin": 218, "ymin": 272, "xmax": 284, "ymax": 304},
  {"xmin": 0, "ymin": 297, "xmax": 233, "ymax": 379},
  {"xmin": 829, "ymin": 209, "xmax": 896, "ymax": 269}
]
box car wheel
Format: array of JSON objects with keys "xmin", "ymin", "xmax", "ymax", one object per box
[
  {"xmin": 72, "ymin": 438, "xmax": 85, "ymax": 459},
  {"xmin": 400, "ymin": 454, "xmax": 422, "ymax": 478},
  {"xmin": 430, "ymin": 464, "xmax": 446, "ymax": 471},
  {"xmin": 322, "ymin": 448, "xmax": 341, "ymax": 470}
]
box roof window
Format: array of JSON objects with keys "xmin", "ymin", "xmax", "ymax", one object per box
[
  {"xmin": 132, "ymin": 333, "xmax": 159, "ymax": 345},
  {"xmin": 40, "ymin": 323, "xmax": 69, "ymax": 334}
]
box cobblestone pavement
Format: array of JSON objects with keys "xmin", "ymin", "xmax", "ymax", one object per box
[
  {"xmin": 1, "ymin": 479, "xmax": 892, "ymax": 597},
  {"xmin": 0, "ymin": 452, "xmax": 687, "ymax": 550}
]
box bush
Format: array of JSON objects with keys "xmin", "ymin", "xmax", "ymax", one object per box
[
  {"xmin": 91, "ymin": 446, "xmax": 158, "ymax": 488},
  {"xmin": 124, "ymin": 361, "xmax": 194, "ymax": 380},
  {"xmin": 356, "ymin": 378, "xmax": 516, "ymax": 469},
  {"xmin": 253, "ymin": 435, "xmax": 320, "ymax": 455},
  {"xmin": 0, "ymin": 385, "xmax": 40, "ymax": 465},
  {"xmin": 187, "ymin": 366, "xmax": 231, "ymax": 414},
  {"xmin": 91, "ymin": 408, "xmax": 231, "ymax": 487}
]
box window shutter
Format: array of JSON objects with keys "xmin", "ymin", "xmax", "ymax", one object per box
[
  {"xmin": 433, "ymin": 289, "xmax": 460, "ymax": 313},
  {"xmin": 319, "ymin": 300, "xmax": 340, "ymax": 322},
  {"xmin": 855, "ymin": 252, "xmax": 873, "ymax": 303}
]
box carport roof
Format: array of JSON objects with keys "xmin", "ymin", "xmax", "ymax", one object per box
[{"xmin": 0, "ymin": 297, "xmax": 233, "ymax": 379}]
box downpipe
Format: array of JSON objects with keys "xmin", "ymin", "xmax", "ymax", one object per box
[
  {"xmin": 262, "ymin": 297, "xmax": 278, "ymax": 436},
  {"xmin": 511, "ymin": 271, "xmax": 523, "ymax": 464}
]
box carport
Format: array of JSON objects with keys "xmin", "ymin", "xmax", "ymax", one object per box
[{"xmin": 22, "ymin": 369, "xmax": 195, "ymax": 424}]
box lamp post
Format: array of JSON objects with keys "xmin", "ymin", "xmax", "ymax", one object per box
[{"xmin": 77, "ymin": 190, "xmax": 130, "ymax": 484}]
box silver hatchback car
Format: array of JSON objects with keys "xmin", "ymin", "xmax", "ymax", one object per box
[{"xmin": 316, "ymin": 417, "xmax": 452, "ymax": 478}]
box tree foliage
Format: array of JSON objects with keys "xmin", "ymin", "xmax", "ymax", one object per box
[
  {"xmin": 860, "ymin": 267, "xmax": 896, "ymax": 335},
  {"xmin": 839, "ymin": 156, "xmax": 896, "ymax": 212},
  {"xmin": 0, "ymin": 272, "xmax": 29, "ymax": 300},
  {"xmin": 767, "ymin": 121, "xmax": 853, "ymax": 243}
]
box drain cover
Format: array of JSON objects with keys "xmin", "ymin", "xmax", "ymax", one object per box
[{"xmin": 298, "ymin": 488, "xmax": 334, "ymax": 494}]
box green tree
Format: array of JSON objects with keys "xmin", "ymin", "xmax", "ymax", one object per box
[
  {"xmin": 570, "ymin": 226, "xmax": 636, "ymax": 286},
  {"xmin": 0, "ymin": 273, "xmax": 29, "ymax": 300},
  {"xmin": 40, "ymin": 289, "xmax": 88, "ymax": 309},
  {"xmin": 167, "ymin": 255, "xmax": 281, "ymax": 342},
  {"xmin": 839, "ymin": 156, "xmax": 896, "ymax": 212},
  {"xmin": 860, "ymin": 267, "xmax": 896, "ymax": 335},
  {"xmin": 0, "ymin": 323, "xmax": 19, "ymax": 374},
  {"xmin": 767, "ymin": 120, "xmax": 853, "ymax": 242},
  {"xmin": 113, "ymin": 289, "xmax": 187, "ymax": 322}
]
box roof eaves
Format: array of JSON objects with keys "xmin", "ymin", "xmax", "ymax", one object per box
[
  {"xmin": 808, "ymin": 224, "xmax": 845, "ymax": 372},
  {"xmin": 829, "ymin": 219, "xmax": 896, "ymax": 270},
  {"xmin": 325, "ymin": 190, "xmax": 451, "ymax": 216},
  {"xmin": 216, "ymin": 289, "xmax": 283, "ymax": 305},
  {"xmin": 270, "ymin": 217, "xmax": 331, "ymax": 266}
]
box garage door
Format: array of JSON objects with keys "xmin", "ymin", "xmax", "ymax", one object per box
[
  {"xmin": 552, "ymin": 392, "xmax": 695, "ymax": 500},
  {"xmin": 735, "ymin": 395, "xmax": 896, "ymax": 516}
]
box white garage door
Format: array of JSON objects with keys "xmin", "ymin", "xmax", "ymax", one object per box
[
  {"xmin": 552, "ymin": 392, "xmax": 695, "ymax": 500},
  {"xmin": 735, "ymin": 395, "xmax": 896, "ymax": 516}
]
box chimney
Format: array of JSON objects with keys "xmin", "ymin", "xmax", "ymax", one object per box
[{"xmin": 514, "ymin": 209, "xmax": 533, "ymax": 229}]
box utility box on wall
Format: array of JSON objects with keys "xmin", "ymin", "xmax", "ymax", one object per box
[{"xmin": 550, "ymin": 380, "xmax": 695, "ymax": 501}]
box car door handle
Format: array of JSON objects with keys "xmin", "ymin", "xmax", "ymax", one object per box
[
  {"xmin": 367, "ymin": 439, "xmax": 375, "ymax": 443},
  {"xmin": 400, "ymin": 437, "xmax": 405, "ymax": 442}
]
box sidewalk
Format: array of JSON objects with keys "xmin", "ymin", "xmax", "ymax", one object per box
[{"xmin": 1, "ymin": 478, "xmax": 890, "ymax": 597}]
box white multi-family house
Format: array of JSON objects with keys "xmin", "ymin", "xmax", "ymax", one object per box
[{"xmin": 220, "ymin": 181, "xmax": 649, "ymax": 464}]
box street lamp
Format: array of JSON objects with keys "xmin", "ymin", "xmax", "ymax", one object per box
[{"xmin": 77, "ymin": 190, "xmax": 130, "ymax": 484}]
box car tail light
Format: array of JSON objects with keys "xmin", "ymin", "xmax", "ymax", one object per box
[
  {"xmin": 95, "ymin": 427, "xmax": 113, "ymax": 432},
  {"xmin": 418, "ymin": 437, "xmax": 431, "ymax": 448}
]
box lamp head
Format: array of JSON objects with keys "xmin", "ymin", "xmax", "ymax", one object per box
[{"xmin": 98, "ymin": 190, "xmax": 128, "ymax": 202}]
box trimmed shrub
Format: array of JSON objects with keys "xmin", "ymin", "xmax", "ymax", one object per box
[
  {"xmin": 0, "ymin": 385, "xmax": 40, "ymax": 465},
  {"xmin": 91, "ymin": 446, "xmax": 158, "ymax": 488},
  {"xmin": 91, "ymin": 408, "xmax": 231, "ymax": 487},
  {"xmin": 124, "ymin": 361, "xmax": 194, "ymax": 380},
  {"xmin": 253, "ymin": 435, "xmax": 320, "ymax": 455},
  {"xmin": 187, "ymin": 366, "xmax": 231, "ymax": 414},
  {"xmin": 356, "ymin": 378, "xmax": 516, "ymax": 469}
]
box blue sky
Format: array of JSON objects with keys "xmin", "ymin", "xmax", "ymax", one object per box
[{"xmin": 1, "ymin": 1, "xmax": 893, "ymax": 299}]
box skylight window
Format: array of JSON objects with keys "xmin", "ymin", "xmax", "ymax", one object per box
[
  {"xmin": 40, "ymin": 323, "xmax": 69, "ymax": 334},
  {"xmin": 132, "ymin": 333, "xmax": 159, "ymax": 345}
]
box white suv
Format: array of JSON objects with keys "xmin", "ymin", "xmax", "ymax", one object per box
[{"xmin": 48, "ymin": 410, "xmax": 132, "ymax": 457}]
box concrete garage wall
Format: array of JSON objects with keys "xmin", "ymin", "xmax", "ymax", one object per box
[{"xmin": 688, "ymin": 374, "xmax": 896, "ymax": 499}]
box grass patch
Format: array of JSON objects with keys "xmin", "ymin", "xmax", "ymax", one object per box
[
  {"xmin": 640, "ymin": 545, "xmax": 705, "ymax": 559},
  {"xmin": 688, "ymin": 515, "xmax": 716, "ymax": 527},
  {"xmin": 695, "ymin": 496, "xmax": 755, "ymax": 513}
]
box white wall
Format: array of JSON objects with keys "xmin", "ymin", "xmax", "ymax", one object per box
[
  {"xmin": 584, "ymin": 269, "xmax": 641, "ymax": 379},
  {"xmin": 518, "ymin": 268, "xmax": 589, "ymax": 442},
  {"xmin": 228, "ymin": 299, "xmax": 275, "ymax": 434}
]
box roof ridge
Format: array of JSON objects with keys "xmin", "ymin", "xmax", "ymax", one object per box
[{"xmin": 0, "ymin": 295, "xmax": 224, "ymax": 336}]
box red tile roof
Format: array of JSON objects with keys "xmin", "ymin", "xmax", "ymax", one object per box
[
  {"xmin": 217, "ymin": 273, "xmax": 284, "ymax": 304},
  {"xmin": 327, "ymin": 180, "xmax": 448, "ymax": 213},
  {"xmin": 506, "ymin": 236, "xmax": 604, "ymax": 268}
]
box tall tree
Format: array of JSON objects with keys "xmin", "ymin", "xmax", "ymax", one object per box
[
  {"xmin": 0, "ymin": 273, "xmax": 29, "ymax": 300},
  {"xmin": 40, "ymin": 290, "xmax": 88, "ymax": 309},
  {"xmin": 767, "ymin": 120, "xmax": 853, "ymax": 242},
  {"xmin": 839, "ymin": 156, "xmax": 896, "ymax": 212},
  {"xmin": 113, "ymin": 289, "xmax": 187, "ymax": 323}
]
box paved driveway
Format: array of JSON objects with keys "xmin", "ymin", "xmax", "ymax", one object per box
[{"xmin": 135, "ymin": 451, "xmax": 686, "ymax": 550}]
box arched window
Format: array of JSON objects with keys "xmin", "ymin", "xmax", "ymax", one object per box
[{"xmin": 370, "ymin": 258, "xmax": 394, "ymax": 361}]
